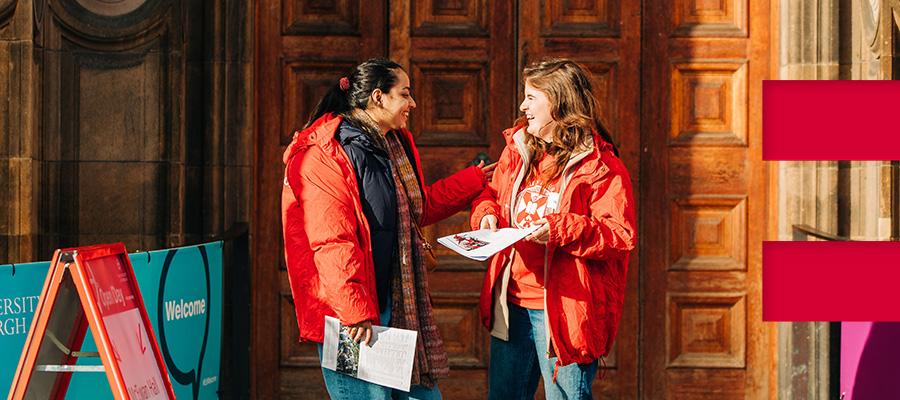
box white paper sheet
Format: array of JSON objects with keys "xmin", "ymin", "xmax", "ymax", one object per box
[
  {"xmin": 322, "ymin": 316, "xmax": 418, "ymax": 392},
  {"xmin": 436, "ymin": 226, "xmax": 539, "ymax": 261}
]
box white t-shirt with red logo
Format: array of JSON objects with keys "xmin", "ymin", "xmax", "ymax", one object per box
[{"xmin": 508, "ymin": 154, "xmax": 561, "ymax": 309}]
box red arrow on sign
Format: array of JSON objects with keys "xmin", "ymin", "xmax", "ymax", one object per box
[{"xmin": 136, "ymin": 324, "xmax": 147, "ymax": 354}]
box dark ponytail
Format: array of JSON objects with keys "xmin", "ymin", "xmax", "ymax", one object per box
[{"xmin": 304, "ymin": 58, "xmax": 404, "ymax": 128}]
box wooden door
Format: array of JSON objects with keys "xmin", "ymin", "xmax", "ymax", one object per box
[
  {"xmin": 516, "ymin": 0, "xmax": 641, "ymax": 398},
  {"xmin": 254, "ymin": 0, "xmax": 775, "ymax": 398},
  {"xmin": 640, "ymin": 0, "xmax": 773, "ymax": 399},
  {"xmin": 387, "ymin": 0, "xmax": 516, "ymax": 398},
  {"xmin": 254, "ymin": 0, "xmax": 514, "ymax": 398},
  {"xmin": 254, "ymin": 1, "xmax": 388, "ymax": 398}
]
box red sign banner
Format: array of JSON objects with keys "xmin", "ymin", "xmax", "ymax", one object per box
[{"xmin": 8, "ymin": 243, "xmax": 175, "ymax": 400}]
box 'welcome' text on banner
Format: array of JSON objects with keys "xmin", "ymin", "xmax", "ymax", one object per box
[{"xmin": 0, "ymin": 242, "xmax": 223, "ymax": 400}]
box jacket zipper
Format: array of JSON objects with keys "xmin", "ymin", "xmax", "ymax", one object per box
[{"xmin": 507, "ymin": 129, "xmax": 595, "ymax": 360}]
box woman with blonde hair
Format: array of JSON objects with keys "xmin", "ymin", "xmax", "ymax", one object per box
[{"xmin": 471, "ymin": 58, "xmax": 636, "ymax": 399}]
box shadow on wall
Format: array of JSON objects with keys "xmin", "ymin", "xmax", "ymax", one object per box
[{"xmin": 852, "ymin": 322, "xmax": 900, "ymax": 399}]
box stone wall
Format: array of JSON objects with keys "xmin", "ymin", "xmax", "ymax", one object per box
[
  {"xmin": 777, "ymin": 0, "xmax": 896, "ymax": 398},
  {"xmin": 0, "ymin": 0, "xmax": 252, "ymax": 263}
]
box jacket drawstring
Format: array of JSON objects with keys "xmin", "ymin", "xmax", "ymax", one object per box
[
  {"xmin": 553, "ymin": 360, "xmax": 561, "ymax": 383},
  {"xmin": 599, "ymin": 356, "xmax": 607, "ymax": 380}
]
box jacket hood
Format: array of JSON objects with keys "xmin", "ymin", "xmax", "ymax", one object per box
[
  {"xmin": 282, "ymin": 113, "xmax": 343, "ymax": 165},
  {"xmin": 283, "ymin": 113, "xmax": 419, "ymax": 165}
]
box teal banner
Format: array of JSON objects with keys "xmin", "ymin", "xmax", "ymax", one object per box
[{"xmin": 0, "ymin": 242, "xmax": 223, "ymax": 399}]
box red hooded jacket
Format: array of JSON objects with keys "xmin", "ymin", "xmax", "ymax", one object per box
[
  {"xmin": 282, "ymin": 114, "xmax": 486, "ymax": 343},
  {"xmin": 470, "ymin": 126, "xmax": 636, "ymax": 368}
]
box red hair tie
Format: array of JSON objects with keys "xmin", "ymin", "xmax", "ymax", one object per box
[{"xmin": 339, "ymin": 77, "xmax": 350, "ymax": 91}]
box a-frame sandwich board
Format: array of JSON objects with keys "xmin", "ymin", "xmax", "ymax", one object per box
[{"xmin": 8, "ymin": 243, "xmax": 175, "ymax": 399}]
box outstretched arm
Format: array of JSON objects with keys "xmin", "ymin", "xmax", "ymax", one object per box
[{"xmin": 421, "ymin": 163, "xmax": 491, "ymax": 226}]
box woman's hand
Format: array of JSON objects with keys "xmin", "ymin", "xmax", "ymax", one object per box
[
  {"xmin": 476, "ymin": 160, "xmax": 497, "ymax": 181},
  {"xmin": 525, "ymin": 218, "xmax": 550, "ymax": 244},
  {"xmin": 347, "ymin": 320, "xmax": 373, "ymax": 345},
  {"xmin": 480, "ymin": 214, "xmax": 498, "ymax": 231}
]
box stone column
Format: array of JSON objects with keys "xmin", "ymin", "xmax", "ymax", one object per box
[
  {"xmin": 777, "ymin": 0, "xmax": 842, "ymax": 399},
  {"xmin": 200, "ymin": 1, "xmax": 253, "ymax": 239},
  {"xmin": 841, "ymin": 0, "xmax": 891, "ymax": 242},
  {"xmin": 848, "ymin": 160, "xmax": 891, "ymax": 240},
  {"xmin": 778, "ymin": 0, "xmax": 896, "ymax": 398},
  {"xmin": 0, "ymin": 0, "xmax": 37, "ymax": 262}
]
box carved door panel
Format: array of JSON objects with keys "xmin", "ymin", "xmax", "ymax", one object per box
[
  {"xmin": 255, "ymin": 1, "xmax": 389, "ymax": 398},
  {"xmin": 640, "ymin": 0, "xmax": 772, "ymax": 399},
  {"xmin": 387, "ymin": 0, "xmax": 515, "ymax": 398},
  {"xmin": 516, "ymin": 0, "xmax": 641, "ymax": 398}
]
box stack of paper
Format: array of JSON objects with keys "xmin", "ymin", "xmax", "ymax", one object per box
[{"xmin": 321, "ymin": 316, "xmax": 418, "ymax": 391}]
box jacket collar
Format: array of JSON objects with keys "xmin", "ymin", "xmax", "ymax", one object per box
[
  {"xmin": 283, "ymin": 113, "xmax": 426, "ymax": 187},
  {"xmin": 335, "ymin": 120, "xmax": 387, "ymax": 154},
  {"xmin": 505, "ymin": 126, "xmax": 612, "ymax": 182},
  {"xmin": 284, "ymin": 114, "xmax": 422, "ymax": 161}
]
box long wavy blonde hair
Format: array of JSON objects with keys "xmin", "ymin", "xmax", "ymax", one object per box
[{"xmin": 516, "ymin": 58, "xmax": 618, "ymax": 183}]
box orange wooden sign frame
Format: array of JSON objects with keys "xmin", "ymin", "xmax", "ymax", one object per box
[{"xmin": 8, "ymin": 243, "xmax": 175, "ymax": 400}]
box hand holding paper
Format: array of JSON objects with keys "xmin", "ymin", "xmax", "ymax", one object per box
[
  {"xmin": 480, "ymin": 214, "xmax": 498, "ymax": 231},
  {"xmin": 524, "ymin": 218, "xmax": 550, "ymax": 244},
  {"xmin": 321, "ymin": 316, "xmax": 417, "ymax": 391},
  {"xmin": 437, "ymin": 225, "xmax": 540, "ymax": 261}
]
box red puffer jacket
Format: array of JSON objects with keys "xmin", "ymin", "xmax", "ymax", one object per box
[
  {"xmin": 470, "ymin": 126, "xmax": 636, "ymax": 368},
  {"xmin": 282, "ymin": 113, "xmax": 486, "ymax": 343}
]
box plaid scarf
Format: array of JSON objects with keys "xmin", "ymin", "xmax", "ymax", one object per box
[{"xmin": 383, "ymin": 131, "xmax": 449, "ymax": 388}]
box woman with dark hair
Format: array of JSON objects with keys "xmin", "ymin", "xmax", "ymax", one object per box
[
  {"xmin": 281, "ymin": 58, "xmax": 493, "ymax": 399},
  {"xmin": 471, "ymin": 58, "xmax": 636, "ymax": 399}
]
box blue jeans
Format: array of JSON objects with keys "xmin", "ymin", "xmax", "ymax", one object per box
[
  {"xmin": 317, "ymin": 298, "xmax": 442, "ymax": 400},
  {"xmin": 488, "ymin": 303, "xmax": 598, "ymax": 400}
]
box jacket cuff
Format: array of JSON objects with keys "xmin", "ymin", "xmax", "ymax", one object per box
[
  {"xmin": 475, "ymin": 165, "xmax": 488, "ymax": 186},
  {"xmin": 471, "ymin": 203, "xmax": 499, "ymax": 230},
  {"xmin": 545, "ymin": 213, "xmax": 565, "ymax": 247},
  {"xmin": 452, "ymin": 165, "xmax": 489, "ymax": 205},
  {"xmin": 465, "ymin": 165, "xmax": 488, "ymax": 190},
  {"xmin": 339, "ymin": 305, "xmax": 379, "ymax": 327},
  {"xmin": 335, "ymin": 285, "xmax": 380, "ymax": 326},
  {"xmin": 470, "ymin": 207, "xmax": 486, "ymax": 230}
]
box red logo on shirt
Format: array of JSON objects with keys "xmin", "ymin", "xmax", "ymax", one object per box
[{"xmin": 515, "ymin": 185, "xmax": 550, "ymax": 228}]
